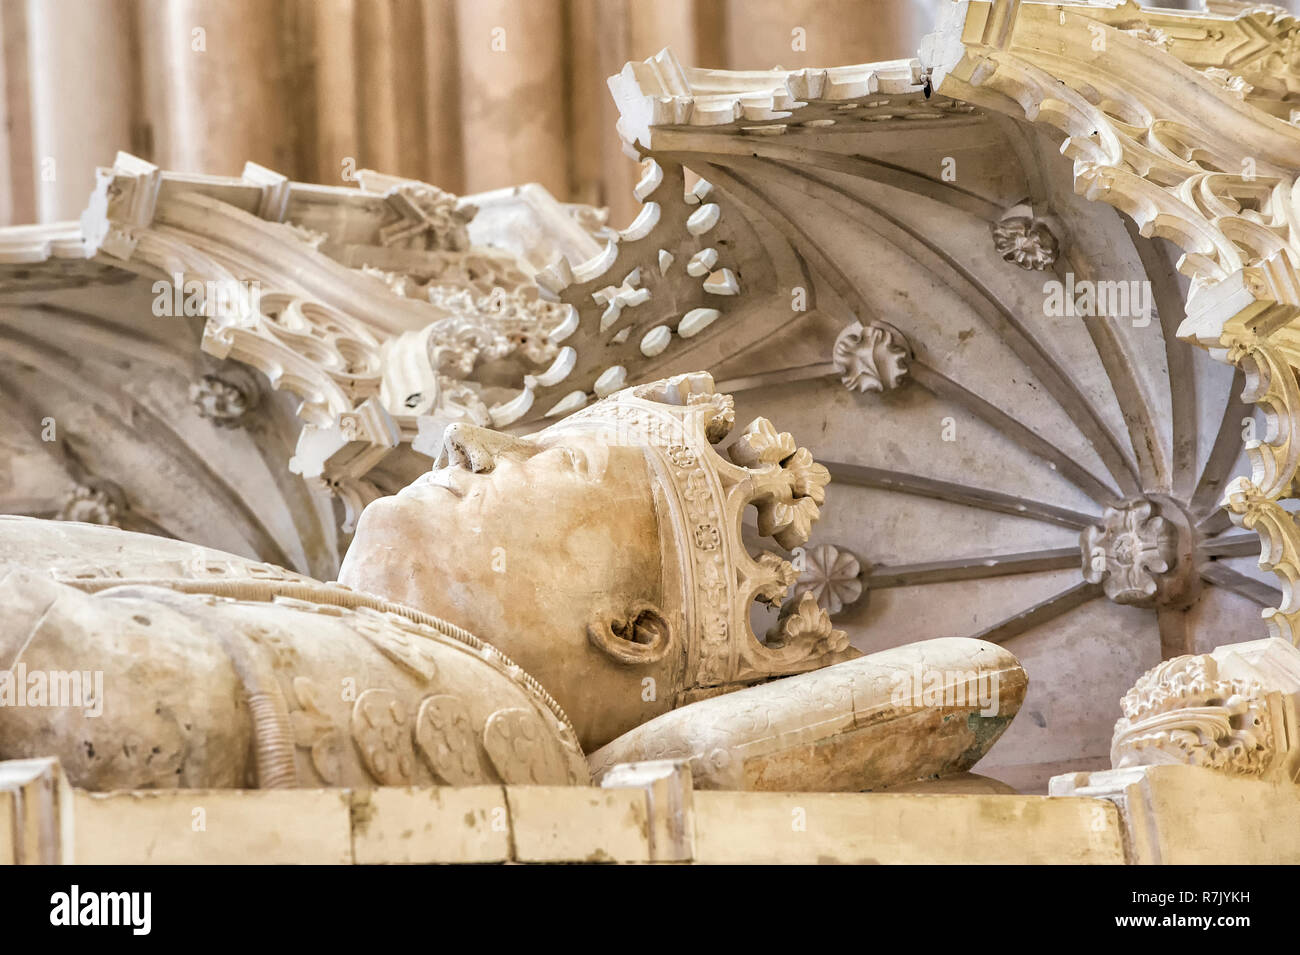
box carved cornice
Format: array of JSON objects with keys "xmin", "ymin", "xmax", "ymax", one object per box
[
  {"xmin": 608, "ymin": 48, "xmax": 923, "ymax": 148},
  {"xmin": 63, "ymin": 153, "xmax": 592, "ymax": 528},
  {"xmin": 0, "ymin": 221, "xmax": 88, "ymax": 264}
]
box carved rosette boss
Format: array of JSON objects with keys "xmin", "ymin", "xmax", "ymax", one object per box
[
  {"xmin": 189, "ymin": 367, "xmax": 261, "ymax": 428},
  {"xmin": 1081, "ymin": 501, "xmax": 1179, "ymax": 606},
  {"xmin": 832, "ymin": 320, "xmax": 912, "ymax": 393},
  {"xmin": 991, "ymin": 202, "xmax": 1058, "ymax": 271},
  {"xmin": 1079, "ymin": 498, "xmax": 1203, "ymax": 611},
  {"xmin": 789, "ymin": 543, "xmax": 863, "ymax": 617},
  {"xmin": 54, "ymin": 485, "xmax": 121, "ymax": 527}
]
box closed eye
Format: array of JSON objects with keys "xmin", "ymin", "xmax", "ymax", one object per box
[
  {"xmin": 565, "ymin": 448, "xmax": 589, "ymax": 474},
  {"xmin": 534, "ymin": 446, "xmax": 591, "ymax": 478}
]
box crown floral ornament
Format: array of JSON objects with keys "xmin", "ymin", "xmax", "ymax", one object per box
[
  {"xmin": 728, "ymin": 418, "xmax": 829, "ymax": 549},
  {"xmin": 550, "ymin": 371, "xmax": 856, "ymax": 691}
]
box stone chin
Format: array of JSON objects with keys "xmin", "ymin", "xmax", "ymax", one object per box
[{"xmin": 338, "ymin": 424, "xmax": 686, "ymax": 752}]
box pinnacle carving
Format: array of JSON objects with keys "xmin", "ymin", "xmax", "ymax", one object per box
[
  {"xmin": 378, "ymin": 182, "xmax": 475, "ymax": 251},
  {"xmin": 765, "ymin": 591, "xmax": 850, "ymax": 656},
  {"xmin": 1112, "ymin": 653, "xmax": 1274, "ymax": 777}
]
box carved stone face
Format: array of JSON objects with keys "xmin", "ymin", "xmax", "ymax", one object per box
[{"xmin": 338, "ymin": 422, "xmax": 683, "ymax": 752}]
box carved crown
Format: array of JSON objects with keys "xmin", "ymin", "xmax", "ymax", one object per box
[{"xmin": 547, "ymin": 371, "xmax": 858, "ymax": 692}]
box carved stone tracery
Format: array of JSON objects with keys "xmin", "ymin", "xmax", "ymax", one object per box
[{"xmin": 71, "ymin": 154, "xmax": 606, "ymax": 530}]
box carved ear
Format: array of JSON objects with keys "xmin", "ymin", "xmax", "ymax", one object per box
[{"xmin": 588, "ymin": 601, "xmax": 672, "ymax": 665}]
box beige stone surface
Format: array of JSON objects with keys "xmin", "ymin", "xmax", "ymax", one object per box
[
  {"xmin": 352, "ymin": 786, "xmax": 510, "ymax": 864},
  {"xmin": 881, "ymin": 772, "xmax": 1019, "ymax": 796},
  {"xmin": 0, "ymin": 790, "xmax": 13, "ymax": 865},
  {"xmin": 1053, "ymin": 764, "xmax": 1300, "ymax": 865},
  {"xmin": 72, "ymin": 789, "xmax": 354, "ymax": 865},
  {"xmin": 32, "ymin": 757, "xmax": 1300, "ymax": 865},
  {"xmin": 692, "ymin": 790, "xmax": 1125, "ymax": 865},
  {"xmin": 600, "ymin": 759, "xmax": 695, "ymax": 861},
  {"xmin": 506, "ymin": 786, "xmax": 651, "ymax": 863}
]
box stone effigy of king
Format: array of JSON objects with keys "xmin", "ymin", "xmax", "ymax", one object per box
[{"xmin": 0, "ymin": 372, "xmax": 1024, "ymax": 792}]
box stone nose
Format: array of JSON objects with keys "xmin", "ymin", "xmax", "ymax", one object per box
[{"xmin": 438, "ymin": 423, "xmax": 534, "ymax": 473}]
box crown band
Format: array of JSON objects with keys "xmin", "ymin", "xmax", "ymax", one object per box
[{"xmin": 547, "ymin": 372, "xmax": 857, "ymax": 692}]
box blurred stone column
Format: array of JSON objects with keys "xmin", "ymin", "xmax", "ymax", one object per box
[
  {"xmin": 421, "ymin": 0, "xmax": 464, "ymax": 191},
  {"xmin": 724, "ymin": 0, "xmax": 932, "ymax": 70},
  {"xmin": 136, "ymin": 0, "xmax": 292, "ymax": 176},
  {"xmin": 355, "ymin": 0, "xmax": 403, "ymax": 177},
  {"xmin": 313, "ymin": 0, "xmax": 461, "ymax": 192},
  {"xmin": 569, "ymin": 0, "xmax": 699, "ymax": 225},
  {"xmin": 454, "ymin": 0, "xmax": 568, "ymax": 196},
  {"xmin": 0, "ymin": 0, "xmax": 34, "ymax": 224},
  {"xmin": 26, "ymin": 0, "xmax": 135, "ymax": 222},
  {"xmin": 312, "ymin": 0, "xmax": 357, "ymax": 187}
]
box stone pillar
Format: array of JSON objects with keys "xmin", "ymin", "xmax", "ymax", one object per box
[
  {"xmin": 355, "ymin": 0, "xmax": 403, "ymax": 177},
  {"xmin": 421, "ymin": 0, "xmax": 464, "ymax": 191},
  {"xmin": 0, "ymin": 0, "xmax": 35, "ymax": 225},
  {"xmin": 453, "ymin": 0, "xmax": 568, "ymax": 196},
  {"xmin": 724, "ymin": 0, "xmax": 931, "ymax": 71},
  {"xmin": 311, "ymin": 0, "xmax": 357, "ymax": 187},
  {"xmin": 25, "ymin": 0, "xmax": 134, "ymax": 222},
  {"xmin": 136, "ymin": 0, "xmax": 291, "ymax": 176},
  {"xmin": 569, "ymin": 0, "xmax": 700, "ymax": 224}
]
